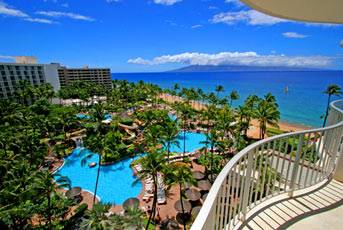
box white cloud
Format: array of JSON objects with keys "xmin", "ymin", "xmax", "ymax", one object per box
[
  {"xmin": 25, "ymin": 17, "xmax": 57, "ymax": 24},
  {"xmin": 154, "ymin": 0, "xmax": 182, "ymax": 6},
  {"xmin": 283, "ymin": 32, "xmax": 308, "ymax": 38},
  {"xmin": 208, "ymin": 6, "xmax": 218, "ymax": 10},
  {"xmin": 35, "ymin": 11, "xmax": 95, "ymax": 21},
  {"xmin": 211, "ymin": 10, "xmax": 288, "ymax": 25},
  {"xmin": 191, "ymin": 24, "xmax": 202, "ymax": 29},
  {"xmin": 225, "ymin": 0, "xmax": 244, "ymax": 8},
  {"xmin": 0, "ymin": 55, "xmax": 14, "ymax": 59},
  {"xmin": 128, "ymin": 51, "xmax": 333, "ymax": 67},
  {"xmin": 271, "ymin": 50, "xmax": 277, "ymax": 54},
  {"xmin": 106, "ymin": 0, "xmax": 120, "ymax": 2},
  {"xmin": 0, "ymin": 2, "xmax": 28, "ymax": 17},
  {"xmin": 61, "ymin": 3, "xmax": 69, "ymax": 8}
]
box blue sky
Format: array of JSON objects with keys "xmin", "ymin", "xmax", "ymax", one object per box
[{"xmin": 0, "ymin": 0, "xmax": 342, "ymax": 72}]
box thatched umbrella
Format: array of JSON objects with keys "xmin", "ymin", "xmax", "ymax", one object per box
[
  {"xmin": 197, "ymin": 180, "xmax": 211, "ymax": 191},
  {"xmin": 123, "ymin": 198, "xmax": 140, "ymax": 208},
  {"xmin": 65, "ymin": 187, "xmax": 82, "ymax": 197},
  {"xmin": 191, "ymin": 206, "xmax": 202, "ymax": 216},
  {"xmin": 193, "ymin": 171, "xmax": 204, "ymax": 180},
  {"xmin": 207, "ymin": 173, "xmax": 218, "ymax": 182},
  {"xmin": 186, "ymin": 189, "xmax": 201, "ymax": 201},
  {"xmin": 174, "ymin": 200, "xmax": 192, "ymax": 213}
]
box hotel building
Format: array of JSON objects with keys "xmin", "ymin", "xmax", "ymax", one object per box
[
  {"xmin": 0, "ymin": 58, "xmax": 60, "ymax": 100},
  {"xmin": 57, "ymin": 66, "xmax": 112, "ymax": 89}
]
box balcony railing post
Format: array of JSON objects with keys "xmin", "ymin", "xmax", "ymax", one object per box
[
  {"xmin": 240, "ymin": 150, "xmax": 254, "ymax": 222},
  {"xmin": 288, "ymin": 134, "xmax": 305, "ymax": 197}
]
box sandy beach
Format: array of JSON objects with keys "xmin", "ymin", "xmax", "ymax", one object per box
[{"xmin": 159, "ymin": 93, "xmax": 312, "ymax": 138}]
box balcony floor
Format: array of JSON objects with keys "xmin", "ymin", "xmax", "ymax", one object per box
[{"xmin": 238, "ymin": 179, "xmax": 343, "ymax": 230}]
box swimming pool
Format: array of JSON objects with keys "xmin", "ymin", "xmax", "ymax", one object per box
[
  {"xmin": 56, "ymin": 148, "xmax": 142, "ymax": 204},
  {"xmin": 170, "ymin": 131, "xmax": 208, "ymax": 153},
  {"xmin": 76, "ymin": 114, "xmax": 112, "ymax": 120}
]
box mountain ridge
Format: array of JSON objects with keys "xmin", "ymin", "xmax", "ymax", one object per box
[{"xmin": 167, "ymin": 65, "xmax": 328, "ymax": 72}]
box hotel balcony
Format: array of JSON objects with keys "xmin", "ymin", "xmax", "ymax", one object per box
[{"xmin": 191, "ymin": 100, "xmax": 343, "ymax": 230}]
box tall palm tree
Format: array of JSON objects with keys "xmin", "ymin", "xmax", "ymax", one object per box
[
  {"xmin": 215, "ymin": 85, "xmax": 225, "ymax": 99},
  {"xmin": 254, "ymin": 100, "xmax": 280, "ymax": 139},
  {"xmin": 200, "ymin": 128, "xmax": 223, "ymax": 183},
  {"xmin": 160, "ymin": 121, "xmax": 180, "ymax": 163},
  {"xmin": 134, "ymin": 149, "xmax": 167, "ymax": 230},
  {"xmin": 322, "ymin": 84, "xmax": 342, "ymax": 127},
  {"xmin": 229, "ymin": 90, "xmax": 240, "ymax": 107},
  {"xmin": 178, "ymin": 103, "xmax": 193, "ymax": 154},
  {"xmin": 166, "ymin": 163, "xmax": 196, "ymax": 229},
  {"xmin": 32, "ymin": 171, "xmax": 70, "ymax": 229}
]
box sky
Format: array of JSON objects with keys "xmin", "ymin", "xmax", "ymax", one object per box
[{"xmin": 0, "ymin": 0, "xmax": 342, "ymax": 72}]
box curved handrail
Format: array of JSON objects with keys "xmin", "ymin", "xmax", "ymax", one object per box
[{"xmin": 192, "ymin": 100, "xmax": 343, "ymax": 230}]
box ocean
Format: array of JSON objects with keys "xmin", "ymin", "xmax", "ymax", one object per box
[{"xmin": 112, "ymin": 71, "xmax": 343, "ymax": 128}]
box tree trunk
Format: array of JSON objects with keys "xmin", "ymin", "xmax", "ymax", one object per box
[
  {"xmin": 146, "ymin": 174, "xmax": 157, "ymax": 229},
  {"xmin": 93, "ymin": 154, "xmax": 102, "ymax": 204},
  {"xmin": 180, "ymin": 184, "xmax": 186, "ymax": 230},
  {"xmin": 323, "ymin": 95, "xmax": 331, "ymax": 127},
  {"xmin": 210, "ymin": 144, "xmax": 214, "ymax": 183}
]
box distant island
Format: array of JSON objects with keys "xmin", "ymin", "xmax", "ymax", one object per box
[{"xmin": 167, "ymin": 65, "xmax": 327, "ymax": 72}]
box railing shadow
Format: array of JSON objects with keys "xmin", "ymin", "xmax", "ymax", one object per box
[{"xmin": 237, "ymin": 179, "xmax": 343, "ymax": 230}]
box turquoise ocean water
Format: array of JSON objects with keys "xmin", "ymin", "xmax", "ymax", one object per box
[{"xmin": 113, "ymin": 71, "xmax": 343, "ymax": 128}]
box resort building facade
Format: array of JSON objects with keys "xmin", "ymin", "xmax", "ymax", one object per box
[
  {"xmin": 57, "ymin": 65, "xmax": 112, "ymax": 89},
  {"xmin": 0, "ymin": 59, "xmax": 60, "ymax": 100}
]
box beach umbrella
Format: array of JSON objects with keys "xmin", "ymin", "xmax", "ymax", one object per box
[
  {"xmin": 191, "ymin": 206, "xmax": 202, "ymax": 216},
  {"xmin": 193, "ymin": 171, "xmax": 205, "ymax": 180},
  {"xmin": 174, "ymin": 200, "xmax": 192, "ymax": 213},
  {"xmin": 202, "ymin": 193, "xmax": 208, "ymax": 201},
  {"xmin": 186, "ymin": 189, "xmax": 201, "ymax": 201},
  {"xmin": 198, "ymin": 180, "xmax": 211, "ymax": 191},
  {"xmin": 65, "ymin": 187, "xmax": 82, "ymax": 197},
  {"xmin": 123, "ymin": 198, "xmax": 140, "ymax": 208}
]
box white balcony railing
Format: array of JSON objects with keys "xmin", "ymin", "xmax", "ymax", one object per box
[{"xmin": 191, "ymin": 100, "xmax": 343, "ymax": 230}]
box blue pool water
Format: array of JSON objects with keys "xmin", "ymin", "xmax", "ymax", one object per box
[
  {"xmin": 76, "ymin": 114, "xmax": 112, "ymax": 120},
  {"xmin": 57, "ymin": 148, "xmax": 142, "ymax": 204},
  {"xmin": 170, "ymin": 131, "xmax": 208, "ymax": 153}
]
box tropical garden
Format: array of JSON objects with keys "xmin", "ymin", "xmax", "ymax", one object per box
[{"xmin": 3, "ymin": 78, "xmax": 339, "ymax": 229}]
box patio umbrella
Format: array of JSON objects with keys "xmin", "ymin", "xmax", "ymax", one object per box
[
  {"xmin": 186, "ymin": 189, "xmax": 201, "ymax": 201},
  {"xmin": 191, "ymin": 206, "xmax": 202, "ymax": 216},
  {"xmin": 174, "ymin": 200, "xmax": 192, "ymax": 213},
  {"xmin": 65, "ymin": 187, "xmax": 82, "ymax": 197},
  {"xmin": 198, "ymin": 180, "xmax": 211, "ymax": 191},
  {"xmin": 123, "ymin": 198, "xmax": 140, "ymax": 208},
  {"xmin": 193, "ymin": 171, "xmax": 205, "ymax": 180}
]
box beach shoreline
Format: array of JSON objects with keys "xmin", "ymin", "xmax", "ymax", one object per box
[{"xmin": 159, "ymin": 93, "xmax": 312, "ymax": 134}]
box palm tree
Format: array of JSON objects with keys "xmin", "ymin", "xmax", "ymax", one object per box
[
  {"xmin": 82, "ymin": 202, "xmax": 116, "ymax": 230},
  {"xmin": 177, "ymin": 103, "xmax": 193, "ymax": 154},
  {"xmin": 160, "ymin": 121, "xmax": 180, "ymax": 163},
  {"xmin": 322, "ymin": 84, "xmax": 342, "ymax": 127},
  {"xmin": 200, "ymin": 128, "xmax": 223, "ymax": 183},
  {"xmin": 254, "ymin": 100, "xmax": 280, "ymax": 139},
  {"xmin": 32, "ymin": 171, "xmax": 70, "ymax": 229},
  {"xmin": 133, "ymin": 149, "xmax": 167, "ymax": 230},
  {"xmin": 229, "ymin": 90, "xmax": 240, "ymax": 107},
  {"xmin": 215, "ymin": 85, "xmax": 225, "ymax": 99},
  {"xmin": 166, "ymin": 163, "xmax": 196, "ymax": 229}
]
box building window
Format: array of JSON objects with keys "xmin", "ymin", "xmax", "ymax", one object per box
[
  {"xmin": 2, "ymin": 76, "xmax": 7, "ymax": 81},
  {"xmin": 8, "ymin": 66, "xmax": 13, "ymax": 70},
  {"xmin": 15, "ymin": 66, "xmax": 20, "ymax": 70},
  {"xmin": 16, "ymin": 71, "xmax": 21, "ymax": 75},
  {"xmin": 4, "ymin": 82, "xmax": 9, "ymax": 86},
  {"xmin": 0, "ymin": 66, "xmax": 4, "ymax": 70},
  {"xmin": 37, "ymin": 66, "xmax": 42, "ymax": 70},
  {"xmin": 10, "ymin": 76, "xmax": 15, "ymax": 81},
  {"xmin": 9, "ymin": 71, "xmax": 14, "ymax": 75},
  {"xmin": 18, "ymin": 76, "xmax": 22, "ymax": 80}
]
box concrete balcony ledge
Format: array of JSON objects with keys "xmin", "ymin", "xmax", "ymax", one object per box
[{"xmin": 236, "ymin": 179, "xmax": 343, "ymax": 230}]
